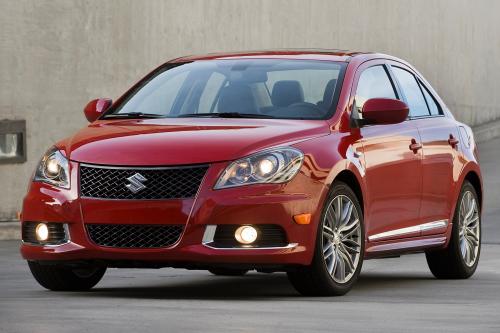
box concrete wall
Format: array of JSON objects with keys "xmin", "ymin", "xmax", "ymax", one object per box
[{"xmin": 1, "ymin": 0, "xmax": 499, "ymax": 220}]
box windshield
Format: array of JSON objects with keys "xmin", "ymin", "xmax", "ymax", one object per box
[{"xmin": 104, "ymin": 59, "xmax": 346, "ymax": 120}]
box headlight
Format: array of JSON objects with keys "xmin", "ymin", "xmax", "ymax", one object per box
[
  {"xmin": 33, "ymin": 147, "xmax": 70, "ymax": 189},
  {"xmin": 214, "ymin": 147, "xmax": 303, "ymax": 189}
]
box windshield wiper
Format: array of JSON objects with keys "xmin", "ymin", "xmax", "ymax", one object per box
[
  {"xmin": 179, "ymin": 112, "xmax": 275, "ymax": 119},
  {"xmin": 102, "ymin": 112, "xmax": 165, "ymax": 119}
]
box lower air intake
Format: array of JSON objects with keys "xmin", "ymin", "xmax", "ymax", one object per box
[{"xmin": 86, "ymin": 224, "xmax": 183, "ymax": 248}]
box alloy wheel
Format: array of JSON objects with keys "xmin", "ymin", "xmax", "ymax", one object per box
[
  {"xmin": 458, "ymin": 190, "xmax": 480, "ymax": 267},
  {"xmin": 322, "ymin": 195, "xmax": 362, "ymax": 284}
]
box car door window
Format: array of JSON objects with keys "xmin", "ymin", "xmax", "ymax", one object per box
[
  {"xmin": 392, "ymin": 67, "xmax": 430, "ymax": 117},
  {"xmin": 419, "ymin": 81, "xmax": 442, "ymax": 116},
  {"xmin": 355, "ymin": 65, "xmax": 397, "ymax": 116}
]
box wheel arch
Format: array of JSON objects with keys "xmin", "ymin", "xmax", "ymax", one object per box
[
  {"xmin": 464, "ymin": 170, "xmax": 482, "ymax": 209},
  {"xmin": 333, "ymin": 169, "xmax": 364, "ymax": 214}
]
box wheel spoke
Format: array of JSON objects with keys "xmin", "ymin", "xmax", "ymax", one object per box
[
  {"xmin": 338, "ymin": 245, "xmax": 355, "ymax": 272},
  {"xmin": 466, "ymin": 227, "xmax": 479, "ymax": 241},
  {"xmin": 460, "ymin": 239, "xmax": 467, "ymax": 258},
  {"xmin": 326, "ymin": 206, "xmax": 336, "ymax": 230},
  {"xmin": 342, "ymin": 238, "xmax": 360, "ymax": 249},
  {"xmin": 466, "ymin": 215, "xmax": 479, "ymax": 228},
  {"xmin": 323, "ymin": 225, "xmax": 335, "ymax": 240},
  {"xmin": 336, "ymin": 252, "xmax": 346, "ymax": 281},
  {"xmin": 464, "ymin": 196, "xmax": 475, "ymax": 221},
  {"xmin": 334, "ymin": 196, "xmax": 342, "ymax": 229},
  {"xmin": 339, "ymin": 218, "xmax": 358, "ymax": 234},
  {"xmin": 340, "ymin": 200, "xmax": 353, "ymax": 226},
  {"xmin": 341, "ymin": 239, "xmax": 360, "ymax": 253},
  {"xmin": 323, "ymin": 242, "xmax": 334, "ymax": 258}
]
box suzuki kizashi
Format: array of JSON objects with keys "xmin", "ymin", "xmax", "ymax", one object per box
[{"xmin": 21, "ymin": 50, "xmax": 482, "ymax": 295}]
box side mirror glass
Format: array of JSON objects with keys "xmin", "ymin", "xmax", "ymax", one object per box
[
  {"xmin": 84, "ymin": 98, "xmax": 112, "ymax": 122},
  {"xmin": 361, "ymin": 98, "xmax": 409, "ymax": 125}
]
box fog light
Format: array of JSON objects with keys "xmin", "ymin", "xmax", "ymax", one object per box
[
  {"xmin": 235, "ymin": 225, "xmax": 258, "ymax": 245},
  {"xmin": 35, "ymin": 223, "xmax": 49, "ymax": 242}
]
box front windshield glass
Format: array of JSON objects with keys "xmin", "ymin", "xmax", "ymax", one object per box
[{"xmin": 104, "ymin": 59, "xmax": 346, "ymax": 120}]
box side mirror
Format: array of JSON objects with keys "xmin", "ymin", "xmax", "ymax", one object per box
[
  {"xmin": 361, "ymin": 98, "xmax": 409, "ymax": 125},
  {"xmin": 84, "ymin": 98, "xmax": 112, "ymax": 122}
]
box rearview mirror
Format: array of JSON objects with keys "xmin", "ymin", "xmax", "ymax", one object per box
[
  {"xmin": 84, "ymin": 98, "xmax": 112, "ymax": 122},
  {"xmin": 360, "ymin": 98, "xmax": 409, "ymax": 126}
]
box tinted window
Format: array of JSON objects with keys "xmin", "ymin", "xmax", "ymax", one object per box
[
  {"xmin": 355, "ymin": 66, "xmax": 396, "ymax": 114},
  {"xmin": 419, "ymin": 81, "xmax": 441, "ymax": 116},
  {"xmin": 106, "ymin": 59, "xmax": 345, "ymax": 120},
  {"xmin": 392, "ymin": 67, "xmax": 430, "ymax": 117}
]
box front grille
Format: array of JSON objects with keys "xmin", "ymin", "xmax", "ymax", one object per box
[
  {"xmin": 211, "ymin": 224, "xmax": 288, "ymax": 248},
  {"xmin": 22, "ymin": 222, "xmax": 68, "ymax": 245},
  {"xmin": 80, "ymin": 164, "xmax": 208, "ymax": 200},
  {"xmin": 86, "ymin": 224, "xmax": 183, "ymax": 248}
]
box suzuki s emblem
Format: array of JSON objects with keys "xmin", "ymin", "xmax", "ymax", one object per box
[{"xmin": 125, "ymin": 173, "xmax": 147, "ymax": 193}]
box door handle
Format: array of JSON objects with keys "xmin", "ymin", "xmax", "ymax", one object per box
[
  {"xmin": 409, "ymin": 138, "xmax": 422, "ymax": 153},
  {"xmin": 448, "ymin": 134, "xmax": 459, "ymax": 148}
]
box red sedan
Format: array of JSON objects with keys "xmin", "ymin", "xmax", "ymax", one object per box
[{"xmin": 21, "ymin": 50, "xmax": 482, "ymax": 296}]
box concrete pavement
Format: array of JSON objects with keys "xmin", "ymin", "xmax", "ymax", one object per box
[{"xmin": 0, "ymin": 240, "xmax": 499, "ymax": 332}]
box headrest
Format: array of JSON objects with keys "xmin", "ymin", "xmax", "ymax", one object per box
[
  {"xmin": 218, "ymin": 83, "xmax": 258, "ymax": 114},
  {"xmin": 271, "ymin": 80, "xmax": 304, "ymax": 107},
  {"xmin": 322, "ymin": 79, "xmax": 337, "ymax": 106}
]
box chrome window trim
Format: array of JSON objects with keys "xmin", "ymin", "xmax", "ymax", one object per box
[{"xmin": 368, "ymin": 220, "xmax": 448, "ymax": 242}]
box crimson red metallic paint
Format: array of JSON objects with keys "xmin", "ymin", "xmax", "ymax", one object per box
[{"xmin": 21, "ymin": 50, "xmax": 483, "ymax": 295}]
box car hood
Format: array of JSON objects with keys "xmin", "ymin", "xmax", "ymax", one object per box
[{"xmin": 61, "ymin": 118, "xmax": 330, "ymax": 166}]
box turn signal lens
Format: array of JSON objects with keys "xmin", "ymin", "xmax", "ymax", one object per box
[
  {"xmin": 35, "ymin": 223, "xmax": 49, "ymax": 242},
  {"xmin": 293, "ymin": 213, "xmax": 311, "ymax": 225},
  {"xmin": 234, "ymin": 226, "xmax": 258, "ymax": 245}
]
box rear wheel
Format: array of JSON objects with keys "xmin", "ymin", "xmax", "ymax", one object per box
[
  {"xmin": 208, "ymin": 268, "xmax": 249, "ymax": 276},
  {"xmin": 426, "ymin": 181, "xmax": 481, "ymax": 279},
  {"xmin": 28, "ymin": 261, "xmax": 106, "ymax": 291},
  {"xmin": 287, "ymin": 181, "xmax": 364, "ymax": 296}
]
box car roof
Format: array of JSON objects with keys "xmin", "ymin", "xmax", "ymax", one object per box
[{"xmin": 168, "ymin": 49, "xmax": 376, "ymax": 63}]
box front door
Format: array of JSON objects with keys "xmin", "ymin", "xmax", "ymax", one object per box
[{"xmin": 351, "ymin": 62, "xmax": 423, "ymax": 241}]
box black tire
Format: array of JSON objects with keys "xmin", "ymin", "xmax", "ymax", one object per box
[
  {"xmin": 28, "ymin": 261, "xmax": 106, "ymax": 291},
  {"xmin": 426, "ymin": 181, "xmax": 481, "ymax": 279},
  {"xmin": 287, "ymin": 181, "xmax": 365, "ymax": 296},
  {"xmin": 208, "ymin": 268, "xmax": 249, "ymax": 276}
]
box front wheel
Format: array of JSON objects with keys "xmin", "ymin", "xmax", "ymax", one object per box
[
  {"xmin": 288, "ymin": 181, "xmax": 364, "ymax": 296},
  {"xmin": 426, "ymin": 181, "xmax": 481, "ymax": 279},
  {"xmin": 28, "ymin": 261, "xmax": 106, "ymax": 291}
]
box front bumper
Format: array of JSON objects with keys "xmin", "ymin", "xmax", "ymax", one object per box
[{"xmin": 21, "ymin": 160, "xmax": 327, "ymax": 268}]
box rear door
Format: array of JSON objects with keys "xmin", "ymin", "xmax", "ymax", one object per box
[
  {"xmin": 352, "ymin": 61, "xmax": 424, "ymax": 242},
  {"xmin": 388, "ymin": 63, "xmax": 459, "ymax": 234}
]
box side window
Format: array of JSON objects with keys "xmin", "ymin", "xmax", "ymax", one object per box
[
  {"xmin": 198, "ymin": 72, "xmax": 226, "ymax": 113},
  {"xmin": 392, "ymin": 67, "xmax": 430, "ymax": 117},
  {"xmin": 355, "ymin": 65, "xmax": 397, "ymax": 114},
  {"xmin": 419, "ymin": 81, "xmax": 442, "ymax": 116}
]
